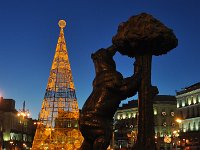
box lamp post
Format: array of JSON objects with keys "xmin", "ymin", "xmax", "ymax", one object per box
[
  {"xmin": 172, "ymin": 130, "xmax": 180, "ymax": 150},
  {"xmin": 173, "ymin": 118, "xmax": 182, "ymax": 150},
  {"xmin": 176, "ymin": 118, "xmax": 182, "ymax": 124},
  {"xmin": 17, "ymin": 101, "xmax": 30, "ymax": 149},
  {"xmin": 0, "ymin": 120, "xmax": 3, "ymax": 150}
]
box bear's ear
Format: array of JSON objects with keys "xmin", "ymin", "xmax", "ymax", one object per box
[{"xmin": 91, "ymin": 53, "xmax": 95, "ymax": 59}]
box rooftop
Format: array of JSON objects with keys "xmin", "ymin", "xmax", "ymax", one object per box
[
  {"xmin": 118, "ymin": 95, "xmax": 176, "ymax": 110},
  {"xmin": 0, "ymin": 97, "xmax": 16, "ymax": 112},
  {"xmin": 176, "ymin": 82, "xmax": 200, "ymax": 95}
]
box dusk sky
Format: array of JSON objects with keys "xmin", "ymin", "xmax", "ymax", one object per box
[{"xmin": 0, "ymin": 0, "xmax": 199, "ymax": 119}]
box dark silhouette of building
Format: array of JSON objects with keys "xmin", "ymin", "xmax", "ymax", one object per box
[{"xmin": 0, "ymin": 97, "xmax": 37, "ymax": 150}]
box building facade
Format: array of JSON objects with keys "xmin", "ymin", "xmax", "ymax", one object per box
[
  {"xmin": 113, "ymin": 95, "xmax": 179, "ymax": 150},
  {"xmin": 176, "ymin": 82, "xmax": 200, "ymax": 149},
  {"xmin": 0, "ymin": 97, "xmax": 36, "ymax": 150}
]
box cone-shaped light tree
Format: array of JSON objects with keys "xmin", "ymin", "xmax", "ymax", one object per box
[{"xmin": 112, "ymin": 13, "xmax": 178, "ymax": 150}]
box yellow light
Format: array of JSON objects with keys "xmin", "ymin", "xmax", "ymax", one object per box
[
  {"xmin": 173, "ymin": 130, "xmax": 177, "ymax": 134},
  {"xmin": 176, "ymin": 118, "xmax": 182, "ymax": 123},
  {"xmin": 3, "ymin": 132, "xmax": 10, "ymax": 141}
]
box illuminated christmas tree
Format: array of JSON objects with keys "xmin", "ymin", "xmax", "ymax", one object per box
[{"xmin": 32, "ymin": 20, "xmax": 83, "ymax": 150}]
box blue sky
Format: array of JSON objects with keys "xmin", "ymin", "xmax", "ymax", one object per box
[{"xmin": 0, "ymin": 0, "xmax": 199, "ymax": 119}]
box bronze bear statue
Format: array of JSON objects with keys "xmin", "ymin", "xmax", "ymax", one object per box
[{"xmin": 80, "ymin": 46, "xmax": 141, "ymax": 150}]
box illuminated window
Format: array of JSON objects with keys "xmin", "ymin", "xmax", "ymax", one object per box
[
  {"xmin": 193, "ymin": 96, "xmax": 197, "ymax": 104},
  {"xmin": 117, "ymin": 115, "xmax": 120, "ymax": 120},
  {"xmin": 188, "ymin": 98, "xmax": 192, "ymax": 105},
  {"xmin": 191, "ymin": 96, "xmax": 194, "ymax": 104},
  {"xmin": 154, "ymin": 108, "xmax": 157, "ymax": 115},
  {"xmin": 182, "ymin": 100, "xmax": 185, "ymax": 107},
  {"xmin": 119, "ymin": 114, "xmax": 122, "ymax": 119},
  {"xmin": 130, "ymin": 113, "xmax": 133, "ymax": 118},
  {"xmin": 3, "ymin": 132, "xmax": 10, "ymax": 141},
  {"xmin": 177, "ymin": 102, "xmax": 180, "ymax": 108},
  {"xmin": 133, "ymin": 113, "xmax": 136, "ymax": 118},
  {"xmin": 171, "ymin": 112, "xmax": 175, "ymax": 116},
  {"xmin": 122, "ymin": 114, "xmax": 126, "ymax": 119},
  {"xmin": 128, "ymin": 113, "xmax": 131, "ymax": 118},
  {"xmin": 163, "ymin": 122, "xmax": 167, "ymax": 127},
  {"xmin": 125, "ymin": 113, "xmax": 129, "ymax": 119}
]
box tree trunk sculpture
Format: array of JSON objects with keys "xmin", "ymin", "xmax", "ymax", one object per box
[{"xmin": 113, "ymin": 13, "xmax": 178, "ymax": 150}]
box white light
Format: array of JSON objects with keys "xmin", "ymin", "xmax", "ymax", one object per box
[
  {"xmin": 154, "ymin": 109, "xmax": 157, "ymax": 115},
  {"xmin": 128, "ymin": 113, "xmax": 131, "ymax": 118},
  {"xmin": 173, "ymin": 130, "xmax": 177, "ymax": 134},
  {"xmin": 177, "ymin": 103, "xmax": 180, "ymax": 108},
  {"xmin": 196, "ymin": 123, "xmax": 199, "ymax": 130},
  {"xmin": 133, "ymin": 113, "xmax": 136, "ymax": 118},
  {"xmin": 122, "ymin": 114, "xmax": 126, "ymax": 119},
  {"xmin": 182, "ymin": 101, "xmax": 185, "ymax": 107},
  {"xmin": 188, "ymin": 98, "xmax": 191, "ymax": 105},
  {"xmin": 193, "ymin": 97, "xmax": 197, "ymax": 104}
]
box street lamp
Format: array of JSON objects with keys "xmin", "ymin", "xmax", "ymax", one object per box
[
  {"xmin": 17, "ymin": 101, "xmax": 30, "ymax": 149},
  {"xmin": 176, "ymin": 118, "xmax": 182, "ymax": 124}
]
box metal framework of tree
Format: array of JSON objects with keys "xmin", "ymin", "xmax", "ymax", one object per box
[{"xmin": 32, "ymin": 20, "xmax": 83, "ymax": 150}]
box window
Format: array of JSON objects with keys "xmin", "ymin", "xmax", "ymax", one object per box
[
  {"xmin": 191, "ymin": 96, "xmax": 194, "ymax": 104},
  {"xmin": 154, "ymin": 108, "xmax": 157, "ymax": 115},
  {"xmin": 126, "ymin": 113, "xmax": 129, "ymax": 119},
  {"xmin": 177, "ymin": 101, "xmax": 180, "ymax": 108},
  {"xmin": 182, "ymin": 100, "xmax": 185, "ymax": 107},
  {"xmin": 117, "ymin": 115, "xmax": 120, "ymax": 120},
  {"xmin": 171, "ymin": 111, "xmax": 175, "ymax": 116},
  {"xmin": 188, "ymin": 97, "xmax": 192, "ymax": 105},
  {"xmin": 188, "ymin": 123, "xmax": 191, "ymax": 131},
  {"xmin": 198, "ymin": 106, "xmax": 200, "ymax": 117},
  {"xmin": 120, "ymin": 114, "xmax": 123, "ymax": 120},
  {"xmin": 193, "ymin": 122, "xmax": 196, "ymax": 131},
  {"xmin": 192, "ymin": 107, "xmax": 195, "ymax": 117},
  {"xmin": 131, "ymin": 113, "xmax": 133, "ymax": 118},
  {"xmin": 193, "ymin": 96, "xmax": 197, "ymax": 104},
  {"xmin": 132, "ymin": 113, "xmax": 136, "ymax": 118},
  {"xmin": 163, "ymin": 122, "xmax": 167, "ymax": 127},
  {"xmin": 186, "ymin": 109, "xmax": 190, "ymax": 118},
  {"xmin": 122, "ymin": 114, "xmax": 126, "ymax": 119},
  {"xmin": 198, "ymin": 122, "xmax": 200, "ymax": 131},
  {"xmin": 180, "ymin": 110, "xmax": 183, "ymax": 119}
]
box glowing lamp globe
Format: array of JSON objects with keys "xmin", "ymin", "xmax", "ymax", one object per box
[{"xmin": 58, "ymin": 20, "xmax": 66, "ymax": 29}]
